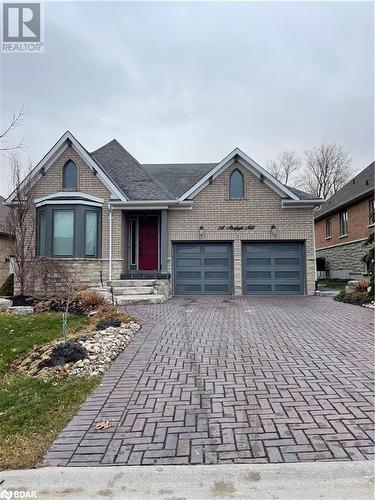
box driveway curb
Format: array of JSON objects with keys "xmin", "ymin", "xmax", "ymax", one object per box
[{"xmin": 1, "ymin": 461, "xmax": 374, "ymax": 499}]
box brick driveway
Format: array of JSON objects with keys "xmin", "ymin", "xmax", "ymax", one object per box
[{"xmin": 46, "ymin": 296, "xmax": 374, "ymax": 466}]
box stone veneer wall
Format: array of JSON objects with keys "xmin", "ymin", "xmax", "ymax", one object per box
[
  {"xmin": 168, "ymin": 162, "xmax": 316, "ymax": 295},
  {"xmin": 316, "ymin": 240, "xmax": 367, "ymax": 279},
  {"xmin": 19, "ymin": 145, "xmax": 125, "ymax": 294}
]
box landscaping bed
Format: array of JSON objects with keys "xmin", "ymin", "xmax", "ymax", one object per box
[{"xmin": 0, "ymin": 296, "xmax": 139, "ymax": 469}]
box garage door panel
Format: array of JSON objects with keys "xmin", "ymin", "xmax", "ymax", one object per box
[
  {"xmin": 243, "ymin": 242, "xmax": 304, "ymax": 295},
  {"xmin": 174, "ymin": 243, "xmax": 233, "ymax": 295}
]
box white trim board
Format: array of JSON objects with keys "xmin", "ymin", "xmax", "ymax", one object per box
[
  {"xmin": 6, "ymin": 131, "xmax": 127, "ymax": 204},
  {"xmin": 178, "ymin": 148, "xmax": 300, "ymax": 201},
  {"xmin": 34, "ymin": 192, "xmax": 104, "ymax": 204}
]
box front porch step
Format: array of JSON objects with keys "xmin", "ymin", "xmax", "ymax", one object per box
[
  {"xmin": 108, "ymin": 280, "xmax": 156, "ymax": 287},
  {"xmin": 116, "ymin": 294, "xmax": 166, "ymax": 305},
  {"xmin": 113, "ymin": 286, "xmax": 154, "ymax": 296}
]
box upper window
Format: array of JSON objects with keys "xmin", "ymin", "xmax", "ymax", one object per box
[
  {"xmin": 325, "ymin": 218, "xmax": 332, "ymax": 238},
  {"xmin": 339, "ymin": 210, "xmax": 348, "ymax": 236},
  {"xmin": 229, "ymin": 169, "xmax": 244, "ymax": 199},
  {"xmin": 369, "ymin": 199, "xmax": 375, "ymax": 225},
  {"xmin": 62, "ymin": 160, "xmax": 77, "ymax": 189}
]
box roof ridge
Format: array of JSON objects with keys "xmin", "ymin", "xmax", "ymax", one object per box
[{"xmin": 90, "ymin": 139, "xmax": 118, "ymax": 155}]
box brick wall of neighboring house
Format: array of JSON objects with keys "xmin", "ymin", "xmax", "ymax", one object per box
[
  {"xmin": 168, "ymin": 162, "xmax": 316, "ymax": 295},
  {"xmin": 315, "ymin": 195, "xmax": 374, "ymax": 279},
  {"xmin": 23, "ymin": 146, "xmax": 124, "ymax": 294},
  {"xmin": 0, "ymin": 234, "xmax": 13, "ymax": 287}
]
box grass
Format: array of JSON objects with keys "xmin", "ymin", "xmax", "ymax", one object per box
[
  {"xmin": 0, "ymin": 312, "xmax": 99, "ymax": 469},
  {"xmin": 317, "ymin": 280, "xmax": 347, "ymax": 291}
]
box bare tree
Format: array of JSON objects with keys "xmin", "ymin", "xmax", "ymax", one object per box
[
  {"xmin": 0, "ymin": 107, "xmax": 25, "ymax": 154},
  {"xmin": 267, "ymin": 151, "xmax": 302, "ymax": 187},
  {"xmin": 302, "ymin": 143, "xmax": 352, "ymax": 199},
  {"xmin": 5, "ymin": 152, "xmax": 35, "ymax": 295}
]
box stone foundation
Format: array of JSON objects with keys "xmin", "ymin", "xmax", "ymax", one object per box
[{"xmin": 316, "ymin": 240, "xmax": 367, "ymax": 279}]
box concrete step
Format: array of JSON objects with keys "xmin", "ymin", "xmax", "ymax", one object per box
[
  {"xmin": 112, "ymin": 286, "xmax": 154, "ymax": 296},
  {"xmin": 315, "ymin": 290, "xmax": 340, "ymax": 297},
  {"xmin": 108, "ymin": 280, "xmax": 156, "ymax": 287},
  {"xmin": 116, "ymin": 294, "xmax": 166, "ymax": 305}
]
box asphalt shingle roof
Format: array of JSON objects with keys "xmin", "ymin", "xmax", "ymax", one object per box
[
  {"xmin": 90, "ymin": 140, "xmax": 317, "ymax": 202},
  {"xmin": 314, "ymin": 162, "xmax": 374, "ymax": 220},
  {"xmin": 91, "ymin": 140, "xmax": 173, "ymax": 200},
  {"xmin": 143, "ymin": 163, "xmax": 216, "ymax": 198}
]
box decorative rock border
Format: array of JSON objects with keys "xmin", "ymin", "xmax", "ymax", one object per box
[{"xmin": 12, "ymin": 320, "xmax": 141, "ymax": 379}]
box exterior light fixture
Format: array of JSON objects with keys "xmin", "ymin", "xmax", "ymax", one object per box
[
  {"xmin": 199, "ymin": 225, "xmax": 205, "ymax": 239},
  {"xmin": 270, "ymin": 224, "xmax": 277, "ymax": 238}
]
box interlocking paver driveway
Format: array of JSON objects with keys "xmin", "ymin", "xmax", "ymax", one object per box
[{"xmin": 46, "ymin": 296, "xmax": 374, "ymax": 466}]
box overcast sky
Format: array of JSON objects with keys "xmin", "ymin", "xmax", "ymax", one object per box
[{"xmin": 1, "ymin": 0, "xmax": 374, "ymax": 196}]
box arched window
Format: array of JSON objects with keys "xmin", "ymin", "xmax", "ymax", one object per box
[
  {"xmin": 229, "ymin": 169, "xmax": 244, "ymax": 198},
  {"xmin": 62, "ymin": 160, "xmax": 77, "ymax": 189}
]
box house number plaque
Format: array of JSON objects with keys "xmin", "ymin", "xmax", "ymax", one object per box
[{"xmin": 218, "ymin": 225, "xmax": 255, "ymax": 231}]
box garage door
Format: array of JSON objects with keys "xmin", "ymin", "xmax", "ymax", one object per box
[
  {"xmin": 173, "ymin": 243, "xmax": 233, "ymax": 295},
  {"xmin": 243, "ymin": 242, "xmax": 305, "ymax": 295}
]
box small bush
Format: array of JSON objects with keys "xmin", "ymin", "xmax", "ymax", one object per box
[
  {"xmin": 39, "ymin": 341, "xmax": 87, "ymax": 368},
  {"xmin": 92, "ymin": 303, "xmax": 133, "ymax": 324},
  {"xmin": 96, "ymin": 318, "xmax": 122, "ymax": 330},
  {"xmin": 77, "ymin": 290, "xmax": 106, "ymax": 311},
  {"xmin": 354, "ymin": 280, "xmax": 369, "ymax": 292},
  {"xmin": 335, "ymin": 290, "xmax": 368, "ymax": 305},
  {"xmin": 0, "ymin": 273, "xmax": 14, "ymax": 296}
]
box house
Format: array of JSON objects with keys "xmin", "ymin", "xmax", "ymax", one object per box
[
  {"xmin": 0, "ymin": 195, "xmax": 13, "ymax": 288},
  {"xmin": 6, "ymin": 131, "xmax": 323, "ymax": 298},
  {"xmin": 314, "ymin": 162, "xmax": 374, "ymax": 280}
]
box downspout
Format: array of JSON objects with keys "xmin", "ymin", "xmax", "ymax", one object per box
[{"xmin": 108, "ymin": 203, "xmax": 112, "ymax": 282}]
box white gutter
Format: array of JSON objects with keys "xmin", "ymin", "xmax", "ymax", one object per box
[{"xmin": 108, "ymin": 203, "xmax": 112, "ymax": 282}]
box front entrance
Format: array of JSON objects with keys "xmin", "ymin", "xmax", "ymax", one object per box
[
  {"xmin": 139, "ymin": 215, "xmax": 159, "ymax": 270},
  {"xmin": 129, "ymin": 214, "xmax": 160, "ymax": 271}
]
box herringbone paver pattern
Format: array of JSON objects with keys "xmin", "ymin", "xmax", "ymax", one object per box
[{"xmin": 45, "ymin": 296, "xmax": 374, "ymax": 466}]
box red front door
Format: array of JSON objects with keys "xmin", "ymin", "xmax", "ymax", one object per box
[{"xmin": 138, "ymin": 216, "xmax": 159, "ymax": 270}]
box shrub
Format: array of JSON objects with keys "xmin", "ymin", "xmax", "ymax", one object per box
[
  {"xmin": 92, "ymin": 303, "xmax": 133, "ymax": 324},
  {"xmin": 77, "ymin": 290, "xmax": 106, "ymax": 311},
  {"xmin": 354, "ymin": 280, "xmax": 369, "ymax": 293},
  {"xmin": 335, "ymin": 290, "xmax": 368, "ymax": 305},
  {"xmin": 39, "ymin": 341, "xmax": 87, "ymax": 368},
  {"xmin": 0, "ymin": 273, "xmax": 14, "ymax": 296},
  {"xmin": 96, "ymin": 318, "xmax": 122, "ymax": 330}
]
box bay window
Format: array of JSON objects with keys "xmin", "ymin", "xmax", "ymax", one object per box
[{"xmin": 37, "ymin": 204, "xmax": 101, "ymax": 258}]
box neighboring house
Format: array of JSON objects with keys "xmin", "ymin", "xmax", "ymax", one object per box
[
  {"xmin": 0, "ymin": 195, "xmax": 13, "ymax": 287},
  {"xmin": 6, "ymin": 131, "xmax": 323, "ymax": 296},
  {"xmin": 314, "ymin": 162, "xmax": 375, "ymax": 279}
]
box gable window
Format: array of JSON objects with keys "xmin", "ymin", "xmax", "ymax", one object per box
[
  {"xmin": 339, "ymin": 210, "xmax": 348, "ymax": 236},
  {"xmin": 62, "ymin": 160, "xmax": 77, "ymax": 189},
  {"xmin": 369, "ymin": 199, "xmax": 375, "ymax": 225},
  {"xmin": 229, "ymin": 169, "xmax": 244, "ymax": 199},
  {"xmin": 37, "ymin": 204, "xmax": 101, "ymax": 258},
  {"xmin": 325, "ymin": 218, "xmax": 332, "ymax": 238}
]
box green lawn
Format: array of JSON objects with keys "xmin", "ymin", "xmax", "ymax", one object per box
[
  {"xmin": 317, "ymin": 280, "xmax": 347, "ymax": 291},
  {"xmin": 0, "ymin": 312, "xmax": 98, "ymax": 469}
]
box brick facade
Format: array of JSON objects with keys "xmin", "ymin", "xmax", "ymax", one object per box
[
  {"xmin": 25, "ymin": 146, "xmax": 124, "ymax": 293},
  {"xmin": 168, "ymin": 163, "xmax": 316, "ymax": 295},
  {"xmin": 20, "ymin": 148, "xmax": 316, "ymax": 295},
  {"xmin": 315, "ymin": 195, "xmax": 374, "ymax": 279}
]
